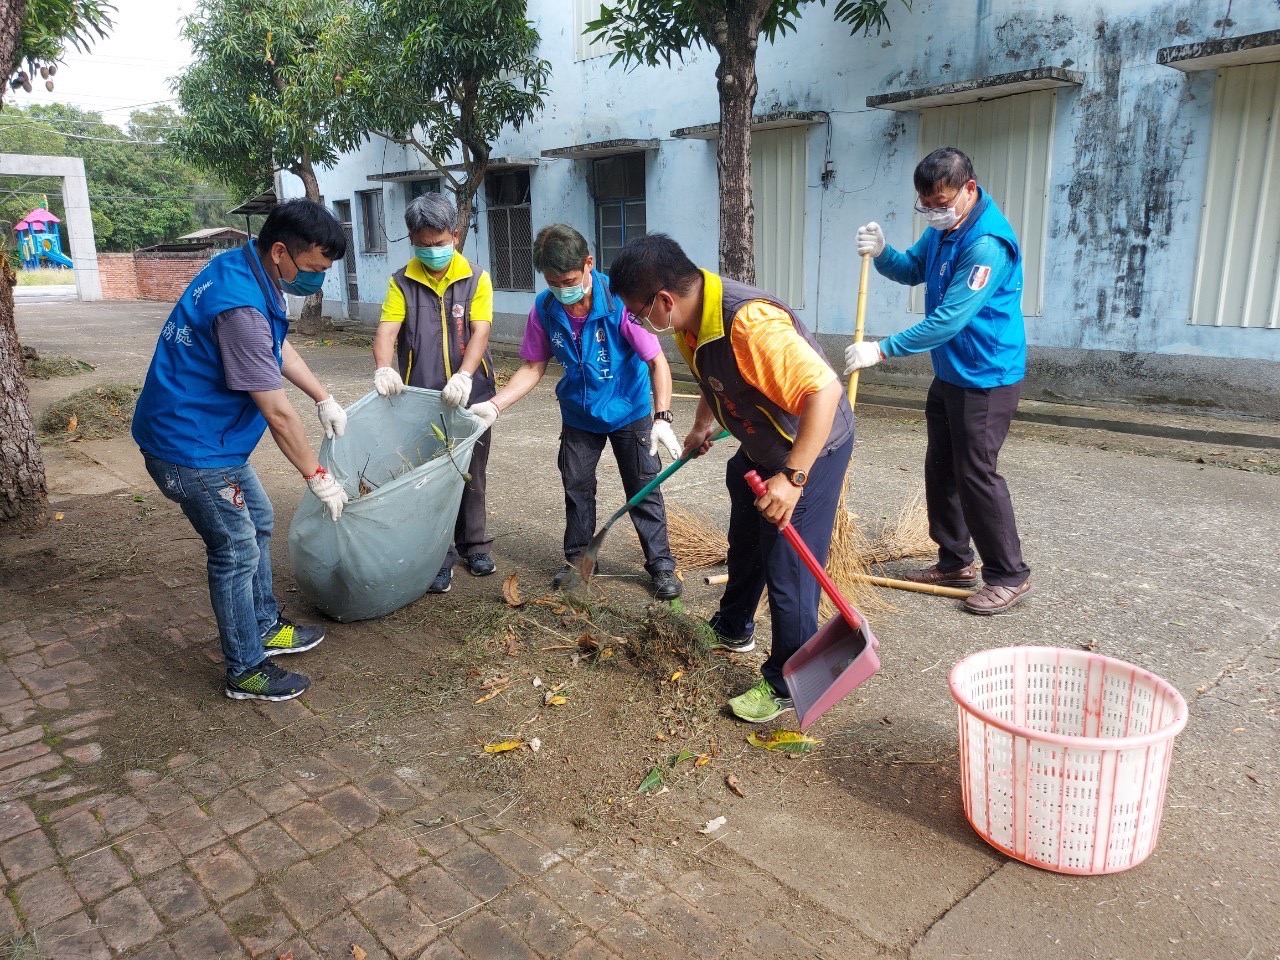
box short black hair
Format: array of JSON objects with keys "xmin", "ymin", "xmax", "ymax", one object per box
[
  {"xmin": 914, "ymin": 147, "xmax": 976, "ymax": 195},
  {"xmin": 608, "ymin": 233, "xmax": 701, "ymax": 302},
  {"xmin": 258, "ymin": 198, "xmax": 347, "ymax": 260}
]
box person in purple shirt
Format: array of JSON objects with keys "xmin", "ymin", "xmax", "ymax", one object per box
[{"xmin": 468, "ymin": 224, "xmax": 683, "ymax": 599}]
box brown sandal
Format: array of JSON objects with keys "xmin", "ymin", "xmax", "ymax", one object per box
[{"xmin": 963, "ymin": 580, "xmax": 1033, "ymax": 615}]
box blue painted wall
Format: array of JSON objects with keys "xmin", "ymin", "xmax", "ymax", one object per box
[{"xmin": 291, "ymin": 0, "xmax": 1280, "ymax": 409}]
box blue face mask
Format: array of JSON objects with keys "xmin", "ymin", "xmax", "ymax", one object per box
[
  {"xmin": 551, "ymin": 283, "xmax": 586, "ymax": 306},
  {"xmin": 277, "ymin": 246, "xmax": 326, "ymax": 296},
  {"xmin": 414, "ymin": 244, "xmax": 454, "ymax": 271}
]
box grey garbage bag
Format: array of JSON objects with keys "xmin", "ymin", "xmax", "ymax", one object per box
[{"xmin": 288, "ymin": 388, "xmax": 485, "ymax": 622}]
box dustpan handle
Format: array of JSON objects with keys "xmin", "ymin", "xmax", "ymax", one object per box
[{"xmin": 745, "ymin": 470, "xmax": 864, "ymax": 632}]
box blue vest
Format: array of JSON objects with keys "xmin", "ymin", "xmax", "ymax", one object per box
[
  {"xmin": 132, "ymin": 241, "xmax": 289, "ymax": 468},
  {"xmin": 921, "ymin": 190, "xmax": 1026, "ymax": 388},
  {"xmin": 538, "ymin": 271, "xmax": 652, "ymax": 433}
]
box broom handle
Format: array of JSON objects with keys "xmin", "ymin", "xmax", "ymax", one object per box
[
  {"xmin": 846, "ymin": 253, "xmax": 872, "ymax": 409},
  {"xmin": 745, "ymin": 470, "xmax": 864, "ymax": 631},
  {"xmin": 703, "ymin": 571, "xmax": 973, "ymax": 599},
  {"xmin": 599, "ymin": 428, "xmax": 730, "ymax": 531}
]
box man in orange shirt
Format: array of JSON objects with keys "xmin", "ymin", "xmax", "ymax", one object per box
[{"xmin": 610, "ymin": 234, "xmax": 854, "ymax": 723}]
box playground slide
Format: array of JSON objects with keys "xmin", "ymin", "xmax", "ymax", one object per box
[{"xmin": 41, "ymin": 249, "xmax": 74, "ymax": 269}]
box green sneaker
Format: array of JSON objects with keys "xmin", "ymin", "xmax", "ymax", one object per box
[
  {"xmin": 728, "ymin": 679, "xmax": 794, "ymax": 723},
  {"xmin": 261, "ymin": 617, "xmax": 325, "ymax": 656}
]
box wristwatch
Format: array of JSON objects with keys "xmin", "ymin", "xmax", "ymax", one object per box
[
  {"xmin": 654, "ymin": 410, "xmax": 674, "ymax": 423},
  {"xmin": 781, "ymin": 466, "xmax": 808, "ymax": 487}
]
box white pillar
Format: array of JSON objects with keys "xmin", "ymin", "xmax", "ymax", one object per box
[{"xmin": 0, "ymin": 153, "xmax": 102, "ymax": 301}]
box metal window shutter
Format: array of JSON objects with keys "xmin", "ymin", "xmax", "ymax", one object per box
[
  {"xmin": 752, "ymin": 126, "xmax": 807, "ymax": 308},
  {"xmin": 913, "ymin": 89, "xmax": 1055, "ymax": 316},
  {"xmin": 1192, "ymin": 61, "xmax": 1280, "ymax": 328}
]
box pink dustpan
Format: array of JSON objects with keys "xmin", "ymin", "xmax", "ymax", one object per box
[{"xmin": 745, "ymin": 471, "xmax": 881, "ymax": 730}]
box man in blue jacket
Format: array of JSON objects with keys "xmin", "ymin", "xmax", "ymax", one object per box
[
  {"xmin": 846, "ymin": 147, "xmax": 1032, "ymax": 615},
  {"xmin": 133, "ymin": 199, "xmax": 350, "ymax": 701},
  {"xmin": 468, "ymin": 224, "xmax": 683, "ymax": 599}
]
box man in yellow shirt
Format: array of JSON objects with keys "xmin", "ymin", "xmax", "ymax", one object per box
[
  {"xmin": 371, "ymin": 194, "xmax": 497, "ymax": 593},
  {"xmin": 610, "ymin": 234, "xmax": 854, "ymax": 723}
]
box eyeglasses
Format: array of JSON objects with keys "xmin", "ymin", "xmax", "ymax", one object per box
[
  {"xmin": 633, "ymin": 292, "xmax": 658, "ymax": 324},
  {"xmin": 914, "ymin": 188, "xmax": 964, "ymax": 214}
]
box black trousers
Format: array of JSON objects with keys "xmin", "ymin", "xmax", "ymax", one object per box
[
  {"xmin": 444, "ymin": 426, "xmax": 493, "ymax": 567},
  {"xmin": 924, "ymin": 378, "xmax": 1029, "ymax": 587},
  {"xmin": 558, "ymin": 415, "xmax": 674, "ymax": 576},
  {"xmin": 717, "ymin": 433, "xmax": 854, "ymax": 696}
]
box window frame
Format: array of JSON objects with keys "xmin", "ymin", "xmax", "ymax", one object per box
[
  {"xmin": 484, "ymin": 169, "xmax": 535, "ymax": 292},
  {"xmin": 590, "ymin": 154, "xmax": 647, "ymax": 272},
  {"xmin": 356, "ymin": 188, "xmax": 386, "ymax": 255}
]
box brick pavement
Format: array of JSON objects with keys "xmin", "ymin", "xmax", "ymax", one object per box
[{"xmin": 0, "ymin": 609, "xmax": 857, "ymax": 959}]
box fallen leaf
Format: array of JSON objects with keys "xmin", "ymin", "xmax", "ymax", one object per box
[
  {"xmin": 698, "ymin": 816, "xmax": 727, "ymax": 834},
  {"xmin": 670, "ymin": 749, "xmax": 700, "ymax": 767},
  {"xmin": 529, "ymin": 737, "xmax": 541, "ymax": 753},
  {"xmin": 475, "ymin": 685, "xmax": 511, "ymax": 704},
  {"xmin": 484, "ymin": 740, "xmax": 523, "ymax": 754},
  {"xmin": 66, "ymin": 413, "xmax": 78, "ymax": 432},
  {"xmin": 277, "ymin": 952, "xmax": 295, "ymax": 960},
  {"xmin": 747, "ymin": 730, "xmax": 821, "ymax": 754},
  {"xmin": 637, "ymin": 766, "xmax": 664, "ymax": 794},
  {"xmin": 502, "ymin": 574, "xmax": 524, "ymax": 608},
  {"xmin": 1233, "ymin": 727, "xmax": 1246, "ymax": 733},
  {"xmin": 694, "ymin": 754, "xmax": 712, "ymax": 767},
  {"xmin": 577, "ymin": 631, "xmax": 600, "ymax": 652},
  {"xmin": 351, "ymin": 947, "xmax": 367, "ymax": 960},
  {"xmin": 504, "ymin": 630, "xmax": 520, "ymax": 657},
  {"xmin": 725, "ymin": 773, "xmax": 746, "ymax": 797},
  {"xmin": 532, "ymin": 677, "xmax": 543, "ymax": 687},
  {"xmin": 670, "ymin": 670, "xmax": 684, "ymax": 682},
  {"xmin": 480, "ymin": 675, "xmax": 511, "ymax": 689},
  {"xmin": 53, "ymin": 512, "xmax": 64, "ymax": 521},
  {"xmin": 546, "ymin": 694, "xmax": 568, "ymax": 706}
]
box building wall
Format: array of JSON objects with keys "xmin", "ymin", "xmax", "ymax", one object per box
[
  {"xmin": 132, "ymin": 252, "xmax": 212, "ymax": 302},
  {"xmin": 291, "ymin": 0, "xmax": 1280, "ymax": 414}
]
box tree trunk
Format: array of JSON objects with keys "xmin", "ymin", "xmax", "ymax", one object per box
[
  {"xmin": 0, "ymin": 0, "xmax": 49, "ymax": 533},
  {"xmin": 293, "ymin": 159, "xmax": 326, "ymax": 335},
  {"xmin": 713, "ymin": 6, "xmax": 761, "ymax": 284}
]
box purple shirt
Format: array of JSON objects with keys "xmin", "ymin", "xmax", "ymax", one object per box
[
  {"xmin": 519, "ymin": 299, "xmax": 661, "ymax": 365},
  {"xmin": 213, "ymin": 306, "xmax": 284, "ymax": 392}
]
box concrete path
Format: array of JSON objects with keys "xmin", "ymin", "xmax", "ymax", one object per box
[{"xmin": 2, "ymin": 300, "xmax": 1277, "ymax": 959}]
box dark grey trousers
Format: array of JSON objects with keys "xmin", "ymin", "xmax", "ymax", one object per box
[
  {"xmin": 924, "ymin": 378, "xmax": 1030, "ymax": 587},
  {"xmin": 558, "ymin": 416, "xmax": 674, "ymax": 576},
  {"xmin": 444, "ymin": 426, "xmax": 493, "ymax": 567}
]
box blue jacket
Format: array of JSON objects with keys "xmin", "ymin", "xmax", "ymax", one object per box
[
  {"xmin": 876, "ymin": 190, "xmax": 1026, "ymax": 389},
  {"xmin": 538, "ymin": 270, "xmax": 652, "ymax": 433},
  {"xmin": 133, "ymin": 241, "xmax": 288, "ymax": 468}
]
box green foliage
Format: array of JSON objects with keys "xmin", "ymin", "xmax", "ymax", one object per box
[
  {"xmin": 0, "ymin": 103, "xmax": 241, "ymax": 252},
  {"xmin": 8, "ymin": 0, "xmax": 114, "ymax": 94},
  {"xmin": 171, "ymin": 0, "xmax": 354, "ymax": 200},
  {"xmin": 329, "ymin": 0, "xmax": 550, "ymax": 236},
  {"xmin": 587, "ymin": 0, "xmax": 910, "ymax": 67}
]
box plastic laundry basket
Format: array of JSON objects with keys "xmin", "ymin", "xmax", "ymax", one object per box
[{"xmin": 948, "ymin": 646, "xmax": 1188, "ymax": 875}]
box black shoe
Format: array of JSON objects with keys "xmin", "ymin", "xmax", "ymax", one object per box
[
  {"xmin": 552, "ymin": 560, "xmax": 597, "ymax": 590},
  {"xmin": 652, "ymin": 570, "xmax": 682, "ymax": 600},
  {"xmin": 707, "ymin": 613, "xmax": 755, "ymax": 653},
  {"xmin": 261, "ymin": 617, "xmax": 324, "ymax": 657},
  {"xmin": 464, "ymin": 553, "xmax": 496, "ymax": 576},
  {"xmin": 427, "ymin": 566, "xmax": 453, "ymax": 594},
  {"xmin": 225, "ymin": 660, "xmax": 310, "ymax": 702}
]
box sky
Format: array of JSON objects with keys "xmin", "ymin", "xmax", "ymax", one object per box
[{"xmin": 9, "ymin": 0, "xmax": 200, "ymax": 130}]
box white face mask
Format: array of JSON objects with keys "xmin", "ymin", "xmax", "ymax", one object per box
[{"xmin": 922, "ymin": 205, "xmax": 961, "ymax": 231}]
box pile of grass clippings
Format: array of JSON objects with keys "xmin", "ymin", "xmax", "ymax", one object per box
[
  {"xmin": 24, "ymin": 353, "xmax": 95, "ymax": 380},
  {"xmin": 38, "ymin": 383, "xmax": 140, "ymax": 439}
]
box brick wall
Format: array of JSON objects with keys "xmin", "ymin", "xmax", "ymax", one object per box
[
  {"xmin": 134, "ymin": 251, "xmax": 211, "ymax": 301},
  {"xmin": 98, "ymin": 253, "xmax": 139, "ymax": 301}
]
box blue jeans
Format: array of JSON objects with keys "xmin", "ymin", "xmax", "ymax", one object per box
[{"xmin": 142, "ymin": 453, "xmax": 278, "ymax": 676}]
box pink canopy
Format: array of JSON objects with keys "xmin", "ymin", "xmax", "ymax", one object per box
[{"xmin": 13, "ymin": 207, "xmax": 61, "ymax": 232}]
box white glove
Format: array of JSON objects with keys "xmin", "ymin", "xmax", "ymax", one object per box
[
  {"xmin": 305, "ymin": 466, "xmax": 348, "ymax": 521},
  {"xmin": 442, "ymin": 371, "xmax": 472, "ymax": 407},
  {"xmin": 648, "ymin": 418, "xmax": 681, "ymax": 460},
  {"xmin": 316, "ymin": 396, "xmax": 346, "ymax": 439},
  {"xmin": 856, "ymin": 222, "xmax": 886, "ymax": 258},
  {"xmin": 844, "ymin": 341, "xmax": 884, "ymax": 376},
  {"xmin": 374, "ymin": 366, "xmax": 405, "ymax": 396},
  {"xmin": 468, "ymin": 400, "xmax": 499, "ymax": 430}
]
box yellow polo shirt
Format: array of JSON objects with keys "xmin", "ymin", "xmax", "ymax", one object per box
[{"xmin": 379, "ymin": 251, "xmax": 494, "ymax": 324}]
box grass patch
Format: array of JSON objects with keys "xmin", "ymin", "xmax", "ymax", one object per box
[
  {"xmin": 23, "ymin": 354, "xmax": 94, "ymax": 380},
  {"xmin": 0, "ymin": 930, "xmax": 48, "ymax": 960},
  {"xmin": 15, "ymin": 268, "xmax": 75, "ymax": 287},
  {"xmin": 38, "ymin": 383, "xmax": 140, "ymax": 440}
]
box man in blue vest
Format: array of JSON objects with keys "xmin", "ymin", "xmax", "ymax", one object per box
[
  {"xmin": 468, "ymin": 224, "xmax": 683, "ymax": 599},
  {"xmin": 846, "ymin": 146, "xmax": 1032, "ymax": 615},
  {"xmin": 133, "ymin": 199, "xmax": 350, "ymax": 702}
]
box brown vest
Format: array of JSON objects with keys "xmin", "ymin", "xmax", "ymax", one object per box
[{"xmin": 392, "ymin": 260, "xmax": 495, "ymax": 402}]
